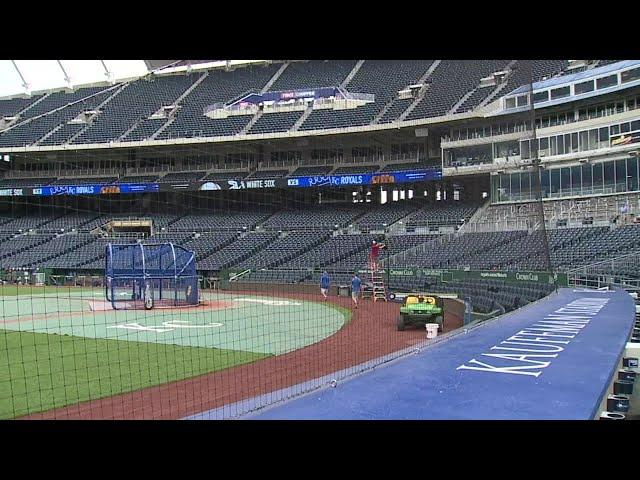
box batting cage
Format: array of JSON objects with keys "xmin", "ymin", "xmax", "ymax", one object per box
[{"xmin": 105, "ymin": 243, "xmax": 199, "ymax": 310}]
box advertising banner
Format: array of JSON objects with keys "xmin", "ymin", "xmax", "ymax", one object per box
[
  {"xmin": 388, "ymin": 268, "xmax": 567, "ymax": 286},
  {"xmin": 2, "ymin": 168, "xmax": 442, "ymax": 196},
  {"xmin": 285, "ymin": 169, "xmax": 442, "ymax": 188},
  {"xmin": 29, "ymin": 183, "xmax": 160, "ymax": 196}
]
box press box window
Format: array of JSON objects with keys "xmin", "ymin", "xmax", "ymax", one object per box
[
  {"xmin": 505, "ymin": 97, "xmax": 516, "ymax": 109},
  {"xmin": 533, "ymin": 91, "xmax": 549, "ymax": 103},
  {"xmin": 574, "ymin": 80, "xmax": 594, "ymax": 94},
  {"xmin": 550, "ymin": 86, "xmax": 570, "ymax": 100},
  {"xmin": 596, "ymin": 74, "xmax": 618, "ymax": 89},
  {"xmin": 621, "ymin": 67, "xmax": 640, "ymax": 83}
]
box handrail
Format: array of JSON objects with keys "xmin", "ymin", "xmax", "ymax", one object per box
[{"xmin": 229, "ymin": 269, "xmax": 252, "ymax": 282}]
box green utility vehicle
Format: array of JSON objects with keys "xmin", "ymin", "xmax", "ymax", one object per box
[{"xmin": 397, "ymin": 295, "xmax": 444, "ymax": 331}]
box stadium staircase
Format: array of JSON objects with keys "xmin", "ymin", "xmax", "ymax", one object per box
[
  {"xmin": 397, "ymin": 60, "xmax": 442, "ymax": 122},
  {"xmin": 449, "ymin": 88, "xmax": 477, "ymax": 114},
  {"xmin": 291, "ymin": 106, "xmax": 313, "ymax": 132},
  {"xmin": 340, "ymin": 60, "xmax": 365, "ymax": 88},
  {"xmin": 261, "ymin": 62, "xmax": 290, "ymax": 93},
  {"xmin": 34, "ymin": 123, "xmax": 65, "ymax": 146},
  {"xmin": 476, "ymin": 60, "xmax": 518, "ymax": 109},
  {"xmin": 15, "ymin": 93, "xmax": 51, "ymax": 118},
  {"xmin": 241, "ymin": 111, "xmax": 264, "ymax": 135},
  {"xmin": 66, "ymin": 83, "xmax": 129, "ymax": 145},
  {"xmin": 150, "ymin": 71, "xmax": 211, "ymax": 140},
  {"xmin": 118, "ymin": 116, "xmax": 145, "ymax": 141}
]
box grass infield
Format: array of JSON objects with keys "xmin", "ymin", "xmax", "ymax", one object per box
[{"xmin": 0, "ymin": 329, "xmax": 269, "ymax": 419}]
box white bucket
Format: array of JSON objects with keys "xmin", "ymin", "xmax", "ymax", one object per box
[{"xmin": 425, "ymin": 323, "xmax": 439, "ymax": 339}]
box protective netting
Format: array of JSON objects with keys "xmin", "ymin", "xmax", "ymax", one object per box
[{"xmin": 1, "ymin": 60, "xmax": 637, "ymax": 421}]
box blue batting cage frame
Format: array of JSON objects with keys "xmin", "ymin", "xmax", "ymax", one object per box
[{"xmin": 105, "ymin": 242, "xmax": 199, "ymax": 309}]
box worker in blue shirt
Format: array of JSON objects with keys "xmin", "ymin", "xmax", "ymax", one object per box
[
  {"xmin": 320, "ymin": 271, "xmax": 330, "ymax": 300},
  {"xmin": 351, "ymin": 272, "xmax": 362, "ymax": 309}
]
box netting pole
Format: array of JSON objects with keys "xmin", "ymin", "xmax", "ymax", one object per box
[
  {"xmin": 526, "ymin": 60, "xmax": 557, "ymax": 291},
  {"xmin": 170, "ymin": 242, "xmax": 178, "ymax": 306},
  {"xmin": 142, "ymin": 243, "xmax": 148, "ymax": 302}
]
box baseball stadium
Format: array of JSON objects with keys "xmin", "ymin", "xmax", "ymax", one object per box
[{"xmin": 0, "ymin": 59, "xmax": 638, "ymax": 420}]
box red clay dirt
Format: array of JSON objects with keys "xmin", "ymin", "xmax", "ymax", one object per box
[{"xmin": 22, "ymin": 291, "xmax": 463, "ymax": 420}]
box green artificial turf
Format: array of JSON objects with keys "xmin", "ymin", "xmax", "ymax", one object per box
[{"xmin": 0, "ymin": 329, "xmax": 269, "ymax": 419}]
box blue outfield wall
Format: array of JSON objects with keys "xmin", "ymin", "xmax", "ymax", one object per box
[{"xmin": 236, "ymin": 288, "xmax": 636, "ymax": 420}]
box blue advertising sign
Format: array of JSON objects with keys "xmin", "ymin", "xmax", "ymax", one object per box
[
  {"xmin": 30, "ymin": 183, "xmax": 160, "ymax": 196},
  {"xmin": 5, "ymin": 168, "xmax": 441, "ymax": 197},
  {"xmin": 285, "ymin": 169, "xmax": 442, "ymax": 188}
]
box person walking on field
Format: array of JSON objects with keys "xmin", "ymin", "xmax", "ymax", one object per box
[
  {"xmin": 351, "ymin": 272, "xmax": 362, "ymax": 309},
  {"xmin": 369, "ymin": 240, "xmax": 386, "ymax": 271},
  {"xmin": 320, "ymin": 271, "xmax": 330, "ymax": 300}
]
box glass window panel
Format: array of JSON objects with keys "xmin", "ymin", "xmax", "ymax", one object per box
[
  {"xmin": 631, "ymin": 120, "xmax": 640, "ymax": 132},
  {"xmin": 596, "ymin": 75, "xmax": 618, "ymax": 89},
  {"xmin": 533, "ymin": 91, "xmax": 549, "ymax": 103},
  {"xmin": 571, "ymin": 132, "xmax": 579, "ymax": 152},
  {"xmin": 621, "ymin": 67, "xmax": 640, "ymax": 83},
  {"xmin": 540, "ymin": 169, "xmax": 550, "ymax": 198},
  {"xmin": 557, "ymin": 134, "xmax": 565, "ymax": 155},
  {"xmin": 621, "ymin": 122, "xmax": 631, "ymax": 133},
  {"xmin": 511, "ymin": 173, "xmax": 521, "ymax": 194},
  {"xmin": 571, "ymin": 165, "xmax": 581, "ymax": 193},
  {"xmin": 628, "ymin": 157, "xmax": 639, "ymax": 191},
  {"xmin": 550, "ymin": 169, "xmax": 560, "ymax": 195},
  {"xmin": 604, "ymin": 161, "xmax": 615, "ymax": 191},
  {"xmin": 550, "ymin": 136, "xmax": 558, "ymax": 156},
  {"xmin": 581, "ymin": 163, "xmax": 592, "ymax": 194},
  {"xmin": 517, "ymin": 95, "xmax": 528, "ymax": 107},
  {"xmin": 593, "ymin": 163, "xmax": 603, "ymax": 193},
  {"xmin": 599, "ymin": 127, "xmax": 609, "ymax": 143},
  {"xmin": 522, "ymin": 172, "xmax": 531, "ymax": 197},
  {"xmin": 579, "ymin": 131, "xmax": 589, "ymax": 151},
  {"xmin": 616, "ymin": 159, "xmax": 628, "ymax": 192},
  {"xmin": 521, "ymin": 140, "xmax": 530, "ymax": 159},
  {"xmin": 589, "ymin": 129, "xmax": 598, "ymax": 150},
  {"xmin": 491, "ymin": 175, "xmax": 500, "ymax": 200},
  {"xmin": 551, "ymin": 86, "xmax": 570, "ymax": 99},
  {"xmin": 574, "ymin": 80, "xmax": 594, "ymax": 94},
  {"xmin": 560, "ymin": 167, "xmax": 571, "ymax": 194},
  {"xmin": 539, "ymin": 137, "xmax": 549, "ymax": 157},
  {"xmin": 611, "ymin": 124, "xmax": 620, "ymax": 135}
]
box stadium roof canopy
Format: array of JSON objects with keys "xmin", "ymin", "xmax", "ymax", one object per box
[{"xmin": 0, "ymin": 60, "xmax": 268, "ymax": 99}]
